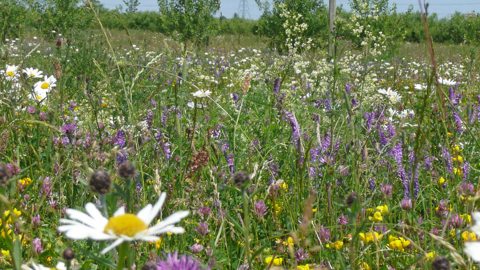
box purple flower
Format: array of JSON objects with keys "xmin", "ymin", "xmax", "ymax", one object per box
[
  {"xmin": 197, "ymin": 206, "xmax": 211, "ymax": 219},
  {"xmin": 453, "ymin": 111, "xmax": 464, "ymax": 134},
  {"xmin": 391, "ymin": 143, "xmax": 409, "ymax": 198},
  {"xmin": 295, "ymin": 248, "xmax": 309, "ymax": 262},
  {"xmin": 381, "ymin": 184, "xmax": 393, "ymax": 197},
  {"xmin": 113, "ymin": 130, "xmax": 126, "ymax": 148},
  {"xmin": 146, "ymin": 110, "xmax": 154, "ymax": 129},
  {"xmin": 196, "ymin": 222, "xmax": 209, "ymax": 236},
  {"xmin": 41, "ymin": 177, "xmax": 52, "ymax": 197},
  {"xmin": 273, "ymin": 78, "xmax": 281, "ymax": 94},
  {"xmin": 441, "ymin": 147, "xmax": 453, "ymax": 174},
  {"xmin": 463, "ymin": 161, "xmax": 470, "ymax": 181},
  {"xmin": 345, "ymin": 83, "xmax": 352, "ymax": 94},
  {"xmin": 32, "ymin": 215, "xmax": 41, "ymax": 227},
  {"xmin": 61, "ymin": 123, "xmax": 77, "ymax": 135},
  {"xmin": 400, "ymin": 198, "xmax": 412, "ymax": 210},
  {"xmin": 449, "ymin": 214, "xmax": 464, "ymax": 228},
  {"xmin": 318, "ymin": 226, "xmax": 330, "ymax": 242},
  {"xmin": 337, "ymin": 214, "xmax": 348, "ymax": 225},
  {"xmin": 254, "ymin": 200, "xmax": 268, "ymax": 219},
  {"xmin": 190, "ymin": 243, "xmax": 204, "ymax": 254},
  {"xmin": 226, "ymin": 154, "xmax": 234, "ymax": 175},
  {"xmin": 284, "ymin": 111, "xmax": 301, "ymax": 153},
  {"xmin": 156, "ymin": 253, "xmax": 204, "ymax": 270},
  {"xmin": 27, "ymin": 106, "xmax": 36, "ymax": 114},
  {"xmin": 32, "ymin": 238, "xmax": 43, "ymax": 254},
  {"xmin": 368, "ymin": 178, "xmax": 376, "ymax": 191}
]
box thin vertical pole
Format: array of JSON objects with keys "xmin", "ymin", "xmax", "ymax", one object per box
[{"xmin": 328, "ymin": 0, "xmax": 336, "ymax": 59}]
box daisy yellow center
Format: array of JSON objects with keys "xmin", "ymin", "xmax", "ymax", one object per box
[
  {"xmin": 6, "ymin": 71, "xmax": 14, "ymax": 77},
  {"xmin": 40, "ymin": 82, "xmax": 50, "ymax": 89},
  {"xmin": 104, "ymin": 214, "xmax": 147, "ymax": 237}
]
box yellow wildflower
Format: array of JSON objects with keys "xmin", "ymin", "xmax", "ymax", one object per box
[
  {"xmin": 360, "ymin": 262, "xmax": 371, "ymax": 270},
  {"xmin": 274, "ymin": 203, "xmax": 282, "ymax": 215},
  {"xmin": 425, "ymin": 251, "xmax": 436, "ymax": 261},
  {"xmin": 462, "ymin": 231, "xmax": 477, "ymax": 242},
  {"xmin": 388, "ymin": 235, "xmax": 410, "ymax": 252},
  {"xmin": 18, "ymin": 177, "xmax": 32, "ymax": 187},
  {"xmin": 453, "ymin": 167, "xmax": 463, "ymax": 177},
  {"xmin": 438, "ymin": 177, "xmax": 446, "ymax": 185},
  {"xmin": 280, "ymin": 182, "xmax": 288, "ymax": 191},
  {"xmin": 1, "ymin": 249, "xmax": 10, "ymax": 259},
  {"xmin": 452, "ymin": 145, "xmax": 461, "ymax": 153},
  {"xmin": 282, "ymin": 236, "xmax": 294, "ymax": 247},
  {"xmin": 326, "ymin": 240, "xmax": 344, "ymax": 250},
  {"xmin": 265, "ymin": 256, "xmax": 283, "ymax": 266},
  {"xmin": 368, "ymin": 211, "xmax": 383, "ymax": 222},
  {"xmin": 155, "ymin": 238, "xmax": 162, "ymax": 249},
  {"xmin": 297, "ymin": 264, "xmax": 310, "ymax": 270},
  {"xmin": 452, "ymin": 155, "xmax": 464, "ymax": 163},
  {"xmin": 376, "ymin": 205, "xmax": 389, "ymax": 215},
  {"xmin": 461, "ymin": 214, "xmax": 472, "ymax": 224},
  {"xmin": 359, "ymin": 231, "xmax": 382, "ymax": 244}
]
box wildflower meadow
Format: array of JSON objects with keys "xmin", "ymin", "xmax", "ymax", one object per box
[{"xmin": 1, "ymin": 0, "xmax": 480, "ymax": 269}]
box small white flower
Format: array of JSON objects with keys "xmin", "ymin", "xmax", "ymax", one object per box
[
  {"xmin": 414, "ymin": 83, "xmax": 426, "ymax": 90},
  {"xmin": 439, "ymin": 77, "xmax": 457, "ymax": 86},
  {"xmin": 465, "ymin": 212, "xmax": 480, "ymax": 262},
  {"xmin": 58, "ymin": 192, "xmax": 189, "ymax": 254},
  {"xmin": 3, "ymin": 65, "xmax": 19, "ymax": 80},
  {"xmin": 23, "ymin": 68, "xmax": 43, "ymax": 79},
  {"xmin": 378, "ymin": 88, "xmax": 401, "ymax": 103},
  {"xmin": 192, "ymin": 90, "xmax": 211, "ymax": 98}
]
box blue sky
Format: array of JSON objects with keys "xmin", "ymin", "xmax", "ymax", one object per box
[{"xmin": 101, "ymin": 0, "xmax": 480, "ymax": 18}]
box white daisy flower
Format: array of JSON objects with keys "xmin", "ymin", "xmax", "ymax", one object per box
[
  {"xmin": 34, "ymin": 75, "xmax": 57, "ymax": 92},
  {"xmin": 438, "ymin": 77, "xmax": 457, "ymax": 86},
  {"xmin": 23, "ymin": 68, "xmax": 43, "ymax": 79},
  {"xmin": 378, "ymin": 88, "xmax": 401, "ymax": 104},
  {"xmin": 3, "ymin": 65, "xmax": 19, "ymax": 81},
  {"xmin": 465, "ymin": 212, "xmax": 480, "ymax": 262},
  {"xmin": 58, "ymin": 192, "xmax": 189, "ymax": 254},
  {"xmin": 414, "ymin": 83, "xmax": 426, "ymax": 90},
  {"xmin": 22, "ymin": 262, "xmax": 66, "ymax": 270},
  {"xmin": 192, "ymin": 90, "xmax": 211, "ymax": 98}
]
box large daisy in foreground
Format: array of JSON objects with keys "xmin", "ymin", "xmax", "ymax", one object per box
[
  {"xmin": 465, "ymin": 212, "xmax": 480, "ymax": 262},
  {"xmin": 58, "ymin": 192, "xmax": 189, "ymax": 254}
]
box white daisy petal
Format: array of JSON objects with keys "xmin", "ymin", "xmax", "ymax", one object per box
[
  {"xmin": 137, "ymin": 204, "xmax": 153, "ymax": 223},
  {"xmin": 465, "ymin": 242, "xmax": 480, "ymax": 262},
  {"xmin": 114, "ymin": 206, "xmax": 125, "ymax": 217},
  {"xmin": 148, "ymin": 211, "xmax": 189, "ymax": 233},
  {"xmin": 143, "ymin": 192, "xmax": 167, "ymax": 225},
  {"xmin": 101, "ymin": 238, "xmax": 124, "ymax": 254}
]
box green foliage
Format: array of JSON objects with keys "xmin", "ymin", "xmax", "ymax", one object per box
[
  {"xmin": 255, "ymin": 0, "xmax": 327, "ymax": 52},
  {"xmin": 157, "ymin": 0, "xmax": 220, "ymax": 49},
  {"xmin": 0, "ymin": 1, "xmax": 28, "ymax": 41}
]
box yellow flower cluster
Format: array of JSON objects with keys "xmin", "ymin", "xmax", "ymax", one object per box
[
  {"xmin": 367, "ymin": 205, "xmax": 388, "ymax": 222},
  {"xmin": 461, "ymin": 231, "xmax": 477, "ymax": 242},
  {"xmin": 297, "ymin": 264, "xmax": 310, "ymax": 270},
  {"xmin": 388, "ymin": 235, "xmax": 411, "ymax": 252},
  {"xmin": 425, "ymin": 251, "xmax": 436, "ymax": 261},
  {"xmin": 326, "ymin": 240, "xmax": 344, "ymax": 250},
  {"xmin": 359, "ymin": 262, "xmax": 371, "ymax": 270},
  {"xmin": 264, "ymin": 255, "xmax": 283, "ymax": 266},
  {"xmin": 437, "ymin": 176, "xmax": 446, "ymax": 186},
  {"xmin": 1, "ymin": 209, "xmax": 22, "ymax": 238},
  {"xmin": 18, "ymin": 177, "xmax": 32, "ymax": 187},
  {"xmin": 359, "ymin": 231, "xmax": 382, "ymax": 244},
  {"xmin": 461, "ymin": 214, "xmax": 472, "ymax": 224}
]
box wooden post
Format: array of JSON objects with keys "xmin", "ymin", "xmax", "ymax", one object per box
[{"xmin": 328, "ymin": 0, "xmax": 336, "ymax": 59}]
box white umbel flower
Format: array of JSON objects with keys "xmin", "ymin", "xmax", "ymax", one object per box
[
  {"xmin": 192, "ymin": 90, "xmax": 211, "ymax": 98},
  {"xmin": 58, "ymin": 192, "xmax": 189, "ymax": 254},
  {"xmin": 439, "ymin": 77, "xmax": 457, "ymax": 86},
  {"xmin": 465, "ymin": 212, "xmax": 480, "ymax": 262},
  {"xmin": 23, "ymin": 68, "xmax": 43, "ymax": 79}
]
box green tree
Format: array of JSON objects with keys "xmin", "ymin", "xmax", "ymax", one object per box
[
  {"xmin": 158, "ymin": 0, "xmax": 220, "ymax": 50},
  {"xmin": 123, "ymin": 0, "xmax": 141, "ymax": 13}
]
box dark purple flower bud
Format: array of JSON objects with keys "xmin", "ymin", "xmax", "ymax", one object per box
[
  {"xmin": 400, "ymin": 198, "xmax": 412, "ymax": 210},
  {"xmin": 318, "ymin": 226, "xmax": 330, "ymax": 242},
  {"xmin": 254, "ymin": 200, "xmax": 268, "ymax": 219},
  {"xmin": 337, "ymin": 214, "xmax": 348, "ymax": 225},
  {"xmin": 196, "ymin": 222, "xmax": 209, "ymax": 236},
  {"xmin": 198, "ymin": 206, "xmax": 211, "ymax": 218},
  {"xmin": 27, "ymin": 106, "xmax": 36, "ymax": 114},
  {"xmin": 32, "ymin": 215, "xmax": 41, "ymax": 227},
  {"xmin": 39, "ymin": 112, "xmax": 47, "ymax": 121}
]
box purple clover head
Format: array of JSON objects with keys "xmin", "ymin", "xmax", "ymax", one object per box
[{"xmin": 156, "ymin": 253, "xmax": 204, "ymax": 270}]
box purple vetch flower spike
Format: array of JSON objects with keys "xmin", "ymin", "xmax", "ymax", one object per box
[
  {"xmin": 424, "ymin": 156, "xmax": 433, "ymax": 170},
  {"xmin": 463, "ymin": 161, "xmax": 470, "ymax": 181},
  {"xmin": 163, "ymin": 142, "xmax": 172, "ymax": 160},
  {"xmin": 226, "ymin": 154, "xmax": 235, "ymax": 175},
  {"xmin": 453, "ymin": 111, "xmax": 464, "ymax": 134},
  {"xmin": 368, "ymin": 178, "xmax": 376, "ymax": 191},
  {"xmin": 345, "ymin": 83, "xmax": 352, "ymax": 95},
  {"xmin": 391, "ymin": 143, "xmax": 410, "ymax": 198},
  {"xmin": 146, "ymin": 110, "xmax": 154, "ymax": 130},
  {"xmin": 441, "ymin": 147, "xmax": 453, "ymax": 174},
  {"xmin": 273, "ymin": 78, "xmax": 281, "ymax": 94},
  {"xmin": 113, "ymin": 130, "xmax": 126, "ymax": 148},
  {"xmin": 364, "ymin": 112, "xmax": 375, "ymax": 132}
]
